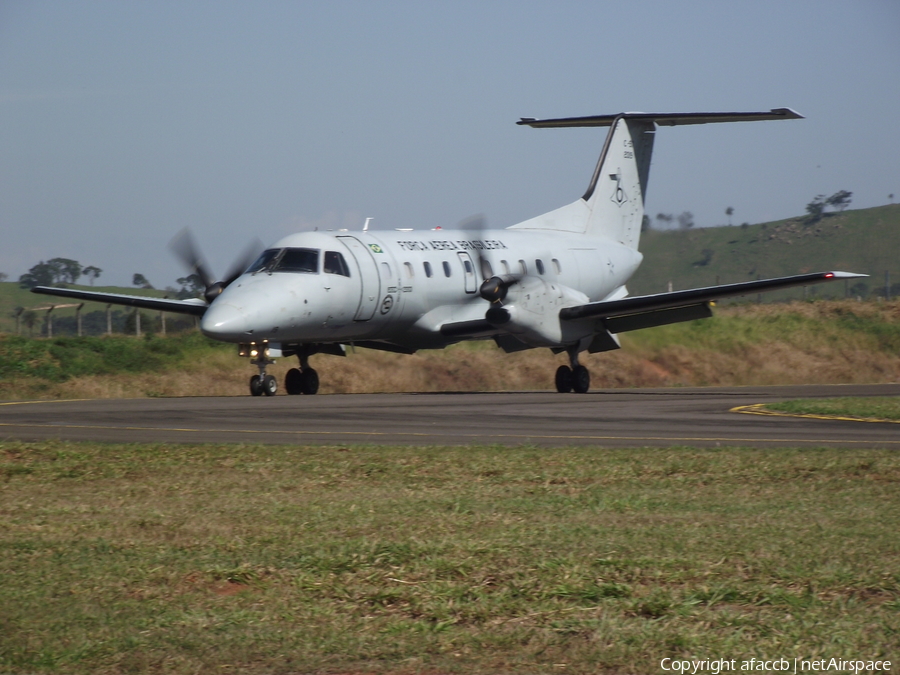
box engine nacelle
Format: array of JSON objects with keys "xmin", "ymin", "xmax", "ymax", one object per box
[{"xmin": 487, "ymin": 276, "xmax": 593, "ymax": 347}]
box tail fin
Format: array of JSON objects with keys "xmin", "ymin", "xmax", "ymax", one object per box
[{"xmin": 509, "ymin": 109, "xmax": 802, "ymax": 249}]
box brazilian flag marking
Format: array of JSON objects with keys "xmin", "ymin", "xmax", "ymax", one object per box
[{"xmin": 368, "ymin": 244, "xmax": 383, "ymax": 253}]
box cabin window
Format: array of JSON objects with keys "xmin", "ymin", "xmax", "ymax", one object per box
[
  {"xmin": 273, "ymin": 248, "xmax": 319, "ymax": 273},
  {"xmin": 324, "ymin": 251, "xmax": 351, "ymax": 277},
  {"xmin": 403, "ymin": 262, "xmax": 414, "ymax": 278},
  {"xmin": 535, "ymin": 259, "xmax": 545, "ymax": 275},
  {"xmin": 463, "ymin": 259, "xmax": 474, "ymax": 275},
  {"xmin": 442, "ymin": 261, "xmax": 452, "ymax": 277},
  {"xmin": 380, "ymin": 262, "xmax": 392, "ymax": 279},
  {"xmin": 552, "ymin": 258, "xmax": 561, "ymax": 274},
  {"xmin": 423, "ymin": 261, "xmax": 433, "ymax": 278},
  {"xmin": 481, "ymin": 260, "xmax": 493, "ymax": 278},
  {"xmin": 499, "ymin": 260, "xmax": 510, "ymax": 274},
  {"xmin": 518, "ymin": 259, "xmax": 527, "ymax": 274}
]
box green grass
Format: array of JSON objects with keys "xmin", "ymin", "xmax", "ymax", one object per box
[
  {"xmin": 765, "ymin": 397, "xmax": 900, "ymax": 421},
  {"xmin": 1, "ymin": 441, "xmax": 898, "ymax": 673},
  {"xmin": 0, "ymin": 332, "xmax": 228, "ymax": 382}
]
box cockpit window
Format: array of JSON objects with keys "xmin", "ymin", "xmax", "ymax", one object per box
[
  {"xmin": 274, "ymin": 248, "xmax": 319, "ymax": 273},
  {"xmin": 246, "ymin": 249, "xmax": 281, "ymax": 274},
  {"xmin": 324, "ymin": 251, "xmax": 351, "ymax": 277}
]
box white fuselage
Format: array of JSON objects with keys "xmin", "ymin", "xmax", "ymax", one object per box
[{"xmin": 200, "ymin": 228, "xmax": 642, "ymax": 351}]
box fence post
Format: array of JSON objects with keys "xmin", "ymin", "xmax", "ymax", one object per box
[
  {"xmin": 106, "ymin": 304, "xmax": 112, "ymax": 335},
  {"xmin": 135, "ymin": 308, "xmax": 141, "ymax": 337},
  {"xmin": 46, "ymin": 306, "xmax": 54, "ymax": 338},
  {"xmin": 76, "ymin": 303, "xmax": 84, "ymax": 337}
]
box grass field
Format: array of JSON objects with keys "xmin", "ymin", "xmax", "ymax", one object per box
[
  {"xmin": 1, "ymin": 441, "xmax": 898, "ymax": 673},
  {"xmin": 765, "ymin": 397, "xmax": 900, "ymax": 421}
]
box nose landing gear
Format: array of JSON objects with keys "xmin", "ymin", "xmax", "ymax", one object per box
[{"xmin": 250, "ymin": 353, "xmax": 278, "ymax": 396}]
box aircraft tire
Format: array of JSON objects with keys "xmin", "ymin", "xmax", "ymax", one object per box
[
  {"xmin": 249, "ymin": 375, "xmax": 264, "ymax": 396},
  {"xmin": 572, "ymin": 365, "xmax": 590, "ymax": 394},
  {"xmin": 555, "ymin": 365, "xmax": 574, "ymax": 393},
  {"xmin": 285, "ymin": 368, "xmax": 303, "ymax": 395},
  {"xmin": 300, "ymin": 368, "xmax": 319, "ymax": 395},
  {"xmin": 263, "ymin": 374, "xmax": 278, "ymax": 396}
]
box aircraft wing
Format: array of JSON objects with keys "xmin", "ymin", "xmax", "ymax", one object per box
[
  {"xmin": 31, "ymin": 286, "xmax": 208, "ymax": 316},
  {"xmin": 560, "ymin": 271, "xmax": 865, "ymax": 332}
]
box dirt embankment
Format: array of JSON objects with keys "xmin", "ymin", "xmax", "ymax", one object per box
[{"xmin": 1, "ymin": 301, "xmax": 897, "ymax": 399}]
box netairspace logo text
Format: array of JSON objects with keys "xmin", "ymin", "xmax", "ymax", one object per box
[{"xmin": 660, "ymin": 658, "xmax": 892, "ymax": 674}]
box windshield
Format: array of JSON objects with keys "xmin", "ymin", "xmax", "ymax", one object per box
[
  {"xmin": 274, "ymin": 248, "xmax": 319, "ymax": 273},
  {"xmin": 246, "ymin": 248, "xmax": 320, "ymax": 274},
  {"xmin": 246, "ymin": 249, "xmax": 280, "ymax": 274}
]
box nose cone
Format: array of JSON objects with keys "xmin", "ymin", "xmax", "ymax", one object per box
[{"xmin": 201, "ymin": 301, "xmax": 250, "ymax": 340}]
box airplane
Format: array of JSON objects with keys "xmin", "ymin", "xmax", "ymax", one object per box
[{"xmin": 33, "ymin": 108, "xmax": 865, "ymax": 397}]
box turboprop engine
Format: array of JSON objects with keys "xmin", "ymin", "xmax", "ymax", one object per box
[{"xmin": 482, "ymin": 275, "xmax": 593, "ymax": 347}]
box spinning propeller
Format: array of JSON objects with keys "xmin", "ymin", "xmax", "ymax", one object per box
[
  {"xmin": 169, "ymin": 228, "xmax": 263, "ymax": 304},
  {"xmin": 457, "ymin": 215, "xmax": 525, "ymax": 305}
]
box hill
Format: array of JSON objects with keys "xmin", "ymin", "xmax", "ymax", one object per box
[{"xmin": 630, "ymin": 204, "xmax": 900, "ymax": 301}]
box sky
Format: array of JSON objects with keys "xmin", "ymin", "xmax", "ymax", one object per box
[{"xmin": 2, "ymin": 0, "xmax": 899, "ymax": 288}]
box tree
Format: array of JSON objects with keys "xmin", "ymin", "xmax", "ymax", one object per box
[
  {"xmin": 655, "ymin": 213, "xmax": 674, "ymax": 229},
  {"xmin": 725, "ymin": 206, "xmax": 734, "ymax": 226},
  {"xmin": 48, "ymin": 258, "xmax": 82, "ymax": 284},
  {"xmin": 805, "ymin": 195, "xmax": 826, "ymax": 224},
  {"xmin": 641, "ymin": 215, "xmax": 651, "ymax": 232},
  {"xmin": 0, "ymin": 272, "xmax": 7, "ymax": 282},
  {"xmin": 82, "ymin": 265, "xmax": 102, "ymax": 286},
  {"xmin": 176, "ymin": 274, "xmax": 204, "ymax": 299},
  {"xmin": 825, "ymin": 190, "xmax": 852, "ymax": 213},
  {"xmin": 133, "ymin": 273, "xmax": 153, "ymax": 289},
  {"xmin": 19, "ymin": 261, "xmax": 56, "ymax": 289},
  {"xmin": 677, "ymin": 211, "xmax": 694, "ymax": 230},
  {"xmin": 18, "ymin": 258, "xmax": 84, "ymax": 288}
]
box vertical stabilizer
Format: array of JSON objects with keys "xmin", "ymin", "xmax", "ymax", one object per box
[
  {"xmin": 510, "ymin": 109, "xmax": 802, "ymax": 249},
  {"xmin": 580, "ymin": 117, "xmax": 655, "ymax": 248}
]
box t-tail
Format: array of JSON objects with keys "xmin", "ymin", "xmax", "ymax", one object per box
[{"xmin": 509, "ymin": 109, "xmax": 803, "ymax": 249}]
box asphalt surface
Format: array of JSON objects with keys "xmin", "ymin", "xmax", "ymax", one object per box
[{"xmin": 1, "ymin": 383, "xmax": 898, "ymax": 447}]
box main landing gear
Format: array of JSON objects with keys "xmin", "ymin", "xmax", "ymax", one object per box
[
  {"xmin": 284, "ymin": 348, "xmax": 319, "ymax": 396},
  {"xmin": 555, "ymin": 347, "xmax": 590, "ymax": 394}
]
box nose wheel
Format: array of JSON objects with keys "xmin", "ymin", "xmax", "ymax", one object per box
[
  {"xmin": 250, "ymin": 353, "xmax": 278, "ymax": 396},
  {"xmin": 250, "ymin": 373, "xmax": 278, "ymax": 396}
]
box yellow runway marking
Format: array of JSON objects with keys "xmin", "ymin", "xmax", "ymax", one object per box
[
  {"xmin": 731, "ymin": 403, "xmax": 900, "ymax": 424},
  {"xmin": 0, "ymin": 398, "xmax": 92, "ymax": 406},
  {"xmin": 1, "ymin": 421, "xmax": 898, "ymax": 445}
]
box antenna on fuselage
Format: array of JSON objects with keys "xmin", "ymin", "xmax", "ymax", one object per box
[{"xmin": 363, "ymin": 217, "xmax": 373, "ymax": 232}]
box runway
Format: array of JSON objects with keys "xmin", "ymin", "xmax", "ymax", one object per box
[{"xmin": 1, "ymin": 383, "xmax": 898, "ymax": 448}]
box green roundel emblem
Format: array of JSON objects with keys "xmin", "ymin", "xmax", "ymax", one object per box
[{"xmin": 368, "ymin": 244, "xmax": 383, "ymax": 253}]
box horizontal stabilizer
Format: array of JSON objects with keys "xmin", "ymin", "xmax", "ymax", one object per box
[
  {"xmin": 31, "ymin": 286, "xmax": 208, "ymax": 316},
  {"xmin": 518, "ymin": 108, "xmax": 803, "ymax": 128},
  {"xmin": 560, "ymin": 271, "xmax": 865, "ymax": 324}
]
